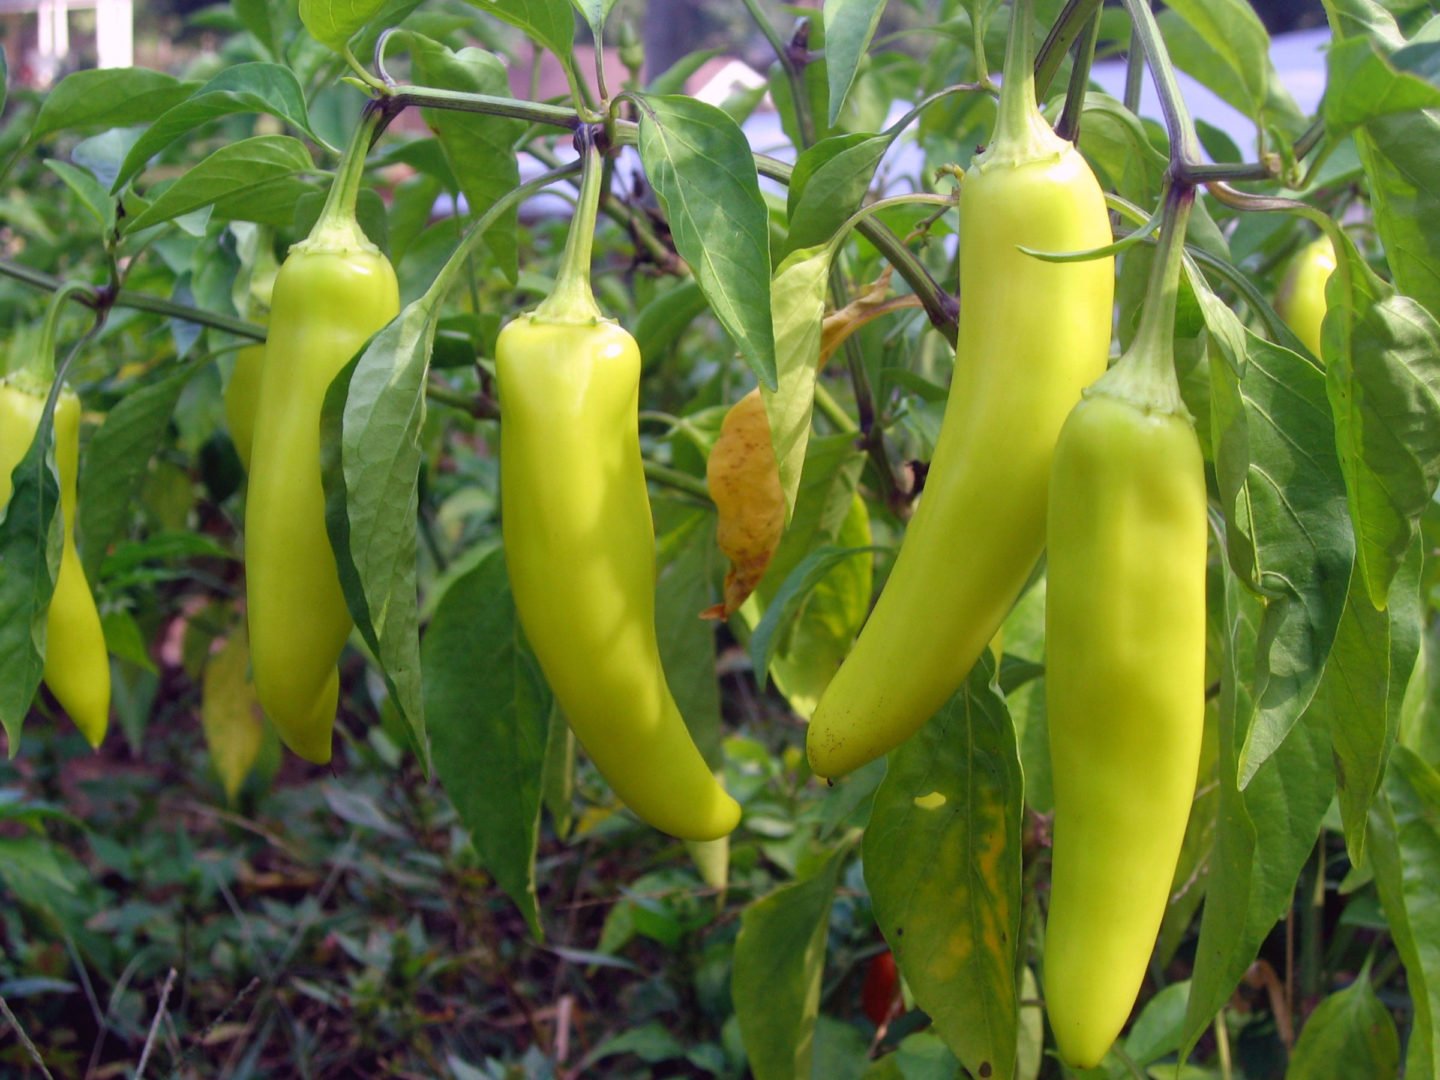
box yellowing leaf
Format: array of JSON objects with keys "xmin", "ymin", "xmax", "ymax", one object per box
[
  {"xmin": 705, "ymin": 389, "xmax": 786, "ymax": 619},
  {"xmin": 201, "ymin": 630, "xmax": 265, "ymax": 803},
  {"xmin": 817, "ymin": 271, "xmax": 921, "ymax": 372},
  {"xmin": 765, "ymin": 492, "xmax": 872, "ymax": 718}
]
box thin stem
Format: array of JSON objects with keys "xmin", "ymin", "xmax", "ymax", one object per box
[
  {"xmin": 1121, "ymin": 0, "xmax": 1204, "ymax": 167},
  {"xmin": 115, "ymin": 288, "xmax": 264, "ymax": 339},
  {"xmin": 974, "ymin": 0, "xmax": 992, "ymax": 86},
  {"xmin": 992, "ymin": 0, "xmax": 1041, "ymax": 150},
  {"xmin": 426, "ymin": 382, "xmax": 495, "ymax": 420},
  {"xmin": 1130, "ymin": 183, "xmax": 1194, "ymax": 364},
  {"xmin": 1035, "ymin": 0, "xmax": 1103, "ymax": 100},
  {"xmin": 1293, "ymin": 117, "xmax": 1324, "ymax": 162},
  {"xmin": 1203, "ymin": 181, "xmax": 1306, "ymax": 214},
  {"xmin": 756, "ymin": 156, "xmax": 959, "ymax": 342},
  {"xmin": 742, "ymin": 0, "xmax": 816, "ymax": 146},
  {"xmin": 827, "ymin": 193, "xmax": 955, "ymax": 260},
  {"xmin": 593, "ymin": 33, "xmax": 611, "ymax": 104},
  {"xmin": 26, "ymin": 281, "xmax": 92, "ymax": 386},
  {"xmin": 1123, "ymin": 43, "xmax": 1145, "ymax": 115},
  {"xmin": 1180, "ymin": 159, "xmax": 1281, "ymax": 183},
  {"xmin": 812, "ymin": 381, "xmax": 858, "ymax": 434},
  {"xmin": 342, "ymin": 43, "xmax": 386, "ymax": 93},
  {"xmin": 564, "ymin": 54, "xmax": 598, "ymax": 117},
  {"xmin": 423, "ymin": 160, "xmax": 584, "ymax": 308},
  {"xmin": 297, "ymin": 99, "xmax": 391, "ymax": 253},
  {"xmin": 134, "ymin": 968, "xmax": 178, "ymax": 1079},
  {"xmin": 391, "ymin": 85, "xmax": 580, "ymax": 130},
  {"xmin": 527, "ymin": 140, "xmax": 676, "ymax": 269},
  {"xmin": 741, "ymin": 0, "xmax": 796, "ymax": 79},
  {"xmin": 1215, "ymin": 1011, "xmax": 1234, "ymax": 1080},
  {"xmin": 373, "ymin": 28, "xmax": 400, "ymax": 88},
  {"xmin": 1056, "ymin": 9, "xmax": 1101, "ymax": 142},
  {"xmin": 643, "ymin": 460, "xmax": 709, "ymax": 502},
  {"xmin": 0, "ymin": 996, "xmax": 56, "ymax": 1080},
  {"xmin": 532, "ymin": 132, "xmax": 606, "ymax": 323}
]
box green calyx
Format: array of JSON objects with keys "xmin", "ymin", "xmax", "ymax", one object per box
[
  {"xmin": 292, "ymin": 103, "xmax": 385, "ymax": 258},
  {"xmin": 1092, "ymin": 183, "xmax": 1195, "ymax": 417},
  {"xmin": 11, "ymin": 280, "xmax": 92, "ymax": 397},
  {"xmin": 530, "ymin": 131, "xmax": 609, "ymax": 326},
  {"xmin": 975, "ymin": 0, "xmax": 1070, "ymax": 170}
]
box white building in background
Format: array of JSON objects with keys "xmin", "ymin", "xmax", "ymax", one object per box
[{"xmin": 0, "ymin": 0, "xmax": 133, "ymax": 86}]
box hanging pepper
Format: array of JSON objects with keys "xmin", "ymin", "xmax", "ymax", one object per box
[{"xmin": 496, "ymin": 133, "xmax": 741, "ymax": 841}]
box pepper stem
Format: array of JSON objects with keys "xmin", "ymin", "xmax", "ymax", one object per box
[
  {"xmin": 13, "ymin": 281, "xmax": 90, "ymax": 394},
  {"xmin": 980, "ymin": 0, "xmax": 1068, "ymax": 166},
  {"xmin": 532, "ymin": 130, "xmax": 606, "ymax": 324},
  {"xmin": 1101, "ymin": 182, "xmax": 1195, "ymax": 413},
  {"xmin": 295, "ymin": 101, "xmax": 385, "ymax": 255}
]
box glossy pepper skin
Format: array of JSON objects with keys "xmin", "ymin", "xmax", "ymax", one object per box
[
  {"xmin": 1043, "ymin": 187, "xmax": 1207, "ymax": 1069},
  {"xmin": 1276, "ymin": 235, "xmax": 1335, "ymax": 359},
  {"xmin": 225, "ymin": 231, "xmax": 280, "ymax": 473},
  {"xmin": 226, "ymin": 342, "xmax": 265, "ymax": 473},
  {"xmin": 0, "ymin": 379, "xmax": 110, "ymax": 746},
  {"xmin": 496, "ymin": 140, "xmax": 740, "ymax": 841},
  {"xmin": 806, "ymin": 3, "xmax": 1114, "ymax": 778},
  {"xmin": 245, "ymin": 142, "xmax": 399, "ymax": 763}
]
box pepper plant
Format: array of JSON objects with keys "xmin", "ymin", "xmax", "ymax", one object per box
[{"xmin": 0, "ymin": 0, "xmax": 1437, "ymax": 1076}]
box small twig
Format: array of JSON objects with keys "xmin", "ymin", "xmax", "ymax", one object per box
[
  {"xmin": 1035, "ymin": 0, "xmax": 1104, "ymax": 99},
  {"xmin": 0, "ymin": 260, "xmax": 265, "ymax": 340},
  {"xmin": 1215, "ymin": 1009, "xmax": 1234, "ymax": 1080},
  {"xmin": 865, "ymin": 993, "xmax": 905, "ymax": 1057},
  {"xmin": 555, "ymin": 994, "xmax": 574, "ymax": 1063},
  {"xmin": 163, "ymin": 977, "xmax": 261, "ymax": 1080},
  {"xmin": 168, "ymin": 798, "xmax": 308, "ymax": 862},
  {"xmin": 1056, "ymin": 9, "xmax": 1102, "ymax": 142},
  {"xmin": 0, "ymin": 995, "xmax": 57, "ymax": 1079},
  {"xmin": 135, "ymin": 969, "xmax": 178, "ymax": 1080},
  {"xmin": 61, "ymin": 933, "xmax": 106, "ymax": 1037},
  {"xmin": 644, "ymin": 460, "xmax": 710, "ymax": 502},
  {"xmin": 1243, "ymin": 959, "xmax": 1294, "ymax": 1047}
]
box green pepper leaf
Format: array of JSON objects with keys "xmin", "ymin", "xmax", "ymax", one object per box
[
  {"xmin": 42, "ymin": 161, "xmax": 115, "ymax": 237},
  {"xmin": 403, "ymin": 34, "xmax": 523, "ymax": 283},
  {"xmin": 122, "ymin": 136, "xmax": 316, "ymax": 234},
  {"xmin": 460, "ymin": 0, "xmax": 575, "ymax": 62},
  {"xmin": 0, "ymin": 399, "xmax": 62, "ymax": 756},
  {"xmin": 824, "ymin": 0, "xmax": 887, "ymax": 128},
  {"xmin": 423, "ymin": 549, "xmax": 550, "ymax": 939},
  {"xmin": 1158, "ymin": 0, "xmax": 1305, "ymax": 136},
  {"xmin": 636, "ymin": 93, "xmax": 777, "ymax": 391},
  {"xmin": 321, "ymin": 298, "xmax": 435, "ymax": 776},
  {"xmin": 1327, "ymin": 0, "xmax": 1440, "ymax": 322},
  {"xmin": 786, "ymin": 133, "xmax": 890, "ymax": 255},
  {"xmin": 763, "ymin": 244, "xmax": 831, "ymax": 514},
  {"xmin": 30, "ymin": 68, "xmax": 195, "ymax": 143},
  {"xmin": 1366, "ymin": 748, "xmax": 1440, "ymax": 1078},
  {"xmin": 78, "ymin": 360, "xmax": 203, "ymax": 584},
  {"xmin": 654, "ymin": 503, "xmax": 724, "ymax": 767},
  {"xmin": 1325, "ymin": 235, "xmax": 1440, "ymax": 611},
  {"xmin": 113, "ymin": 63, "xmax": 330, "ymax": 193},
  {"xmin": 1324, "ymin": 36, "xmax": 1440, "ymax": 138},
  {"xmin": 569, "ymin": 0, "xmax": 619, "ymax": 40},
  {"xmin": 300, "ymin": 0, "xmax": 389, "ymax": 52},
  {"xmin": 864, "ymin": 654, "xmax": 1023, "ymax": 1080},
  {"xmin": 732, "ymin": 842, "xmax": 852, "ymax": 1080},
  {"xmin": 1180, "ymin": 572, "xmax": 1336, "ymax": 1057},
  {"xmin": 1289, "ymin": 972, "xmax": 1401, "ymax": 1079},
  {"xmin": 1208, "ymin": 332, "xmax": 1354, "ymax": 784}
]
